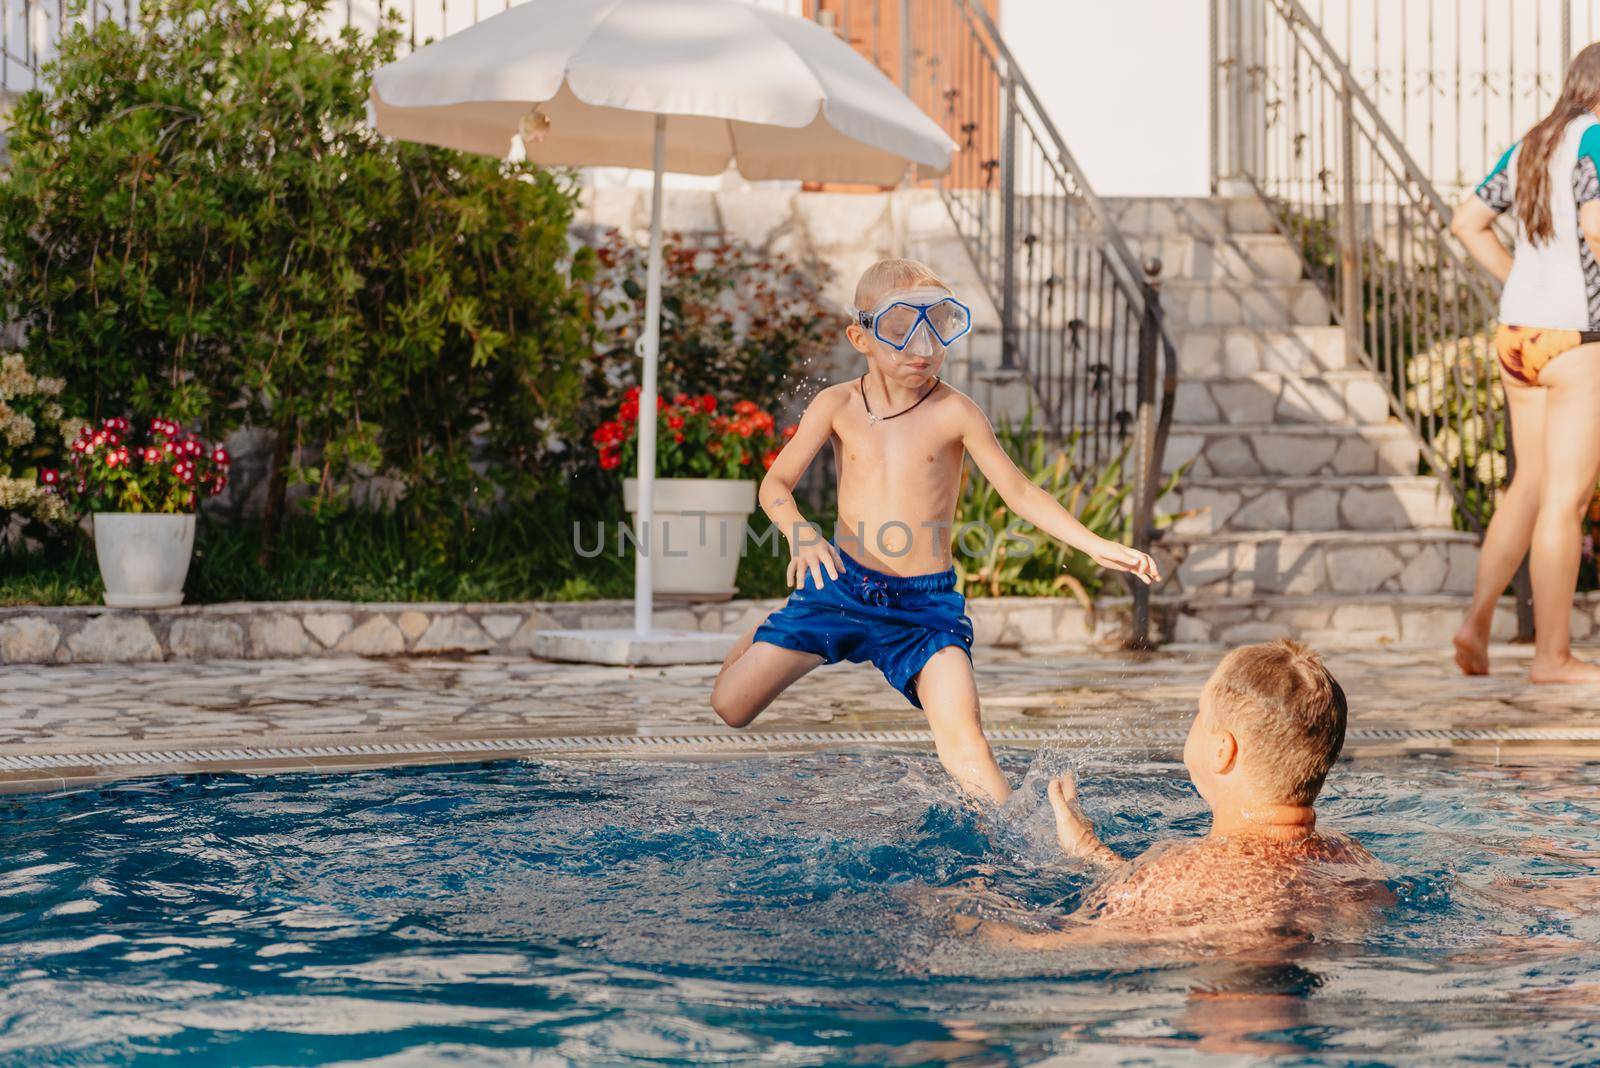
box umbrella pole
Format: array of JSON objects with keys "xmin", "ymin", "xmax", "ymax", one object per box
[{"xmin": 633, "ymin": 114, "xmax": 667, "ymax": 636}]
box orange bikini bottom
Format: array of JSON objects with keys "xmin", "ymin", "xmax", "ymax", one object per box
[{"xmin": 1495, "ymin": 324, "xmax": 1600, "ymax": 385}]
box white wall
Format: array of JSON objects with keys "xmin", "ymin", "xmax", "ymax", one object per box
[{"xmin": 1000, "ymin": 0, "xmax": 1212, "ymax": 197}]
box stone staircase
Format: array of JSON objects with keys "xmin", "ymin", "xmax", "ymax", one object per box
[{"xmin": 1108, "ymin": 196, "xmax": 1481, "ymax": 645}]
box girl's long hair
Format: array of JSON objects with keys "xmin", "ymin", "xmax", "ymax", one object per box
[{"xmin": 1518, "ymin": 41, "xmax": 1600, "ymax": 244}]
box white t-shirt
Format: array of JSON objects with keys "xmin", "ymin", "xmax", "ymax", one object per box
[{"xmin": 1479, "ymin": 113, "xmax": 1600, "ymax": 331}]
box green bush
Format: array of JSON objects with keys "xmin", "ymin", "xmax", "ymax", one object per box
[
  {"xmin": 0, "ymin": 0, "xmax": 594, "ymax": 561},
  {"xmin": 953, "ymin": 412, "xmax": 1173, "ymax": 603},
  {"xmin": 581, "ymin": 228, "xmax": 834, "ymax": 432}
]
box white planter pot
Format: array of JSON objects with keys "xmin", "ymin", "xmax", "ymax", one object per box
[
  {"xmin": 623, "ymin": 477, "xmax": 758, "ymax": 601},
  {"xmin": 92, "ymin": 512, "xmax": 196, "ymax": 608}
]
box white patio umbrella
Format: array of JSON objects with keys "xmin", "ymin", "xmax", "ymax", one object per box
[{"xmin": 369, "ymin": 0, "xmax": 955, "ymax": 654}]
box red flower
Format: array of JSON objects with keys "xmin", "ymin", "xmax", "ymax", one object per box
[
  {"xmin": 781, "ymin": 425, "xmax": 798, "ymax": 441},
  {"xmin": 699, "ymin": 394, "xmax": 717, "ymax": 413},
  {"xmin": 619, "ymin": 398, "xmax": 639, "ymax": 422},
  {"xmin": 143, "ymin": 447, "xmax": 162, "ymax": 463},
  {"xmin": 735, "ymin": 420, "xmax": 755, "ymax": 438},
  {"xmin": 761, "ymin": 449, "xmax": 781, "ymax": 470},
  {"xmin": 213, "ymin": 447, "xmax": 230, "ymax": 466},
  {"xmin": 754, "ymin": 412, "xmax": 775, "ymax": 432},
  {"xmin": 656, "ymin": 395, "xmax": 667, "ymax": 411},
  {"xmin": 624, "ymin": 386, "xmax": 641, "ymax": 403},
  {"xmin": 707, "ymin": 441, "xmax": 723, "ymax": 455},
  {"xmin": 599, "ymin": 446, "xmax": 621, "ymax": 471},
  {"xmin": 666, "ymin": 414, "xmax": 684, "ymax": 430},
  {"xmin": 740, "ymin": 451, "xmax": 752, "ymax": 465},
  {"xmin": 674, "ymin": 432, "xmax": 685, "ymax": 444},
  {"xmin": 673, "ymin": 392, "xmax": 690, "ymax": 407},
  {"xmin": 39, "ymin": 468, "xmax": 58, "ymax": 486},
  {"xmin": 733, "ymin": 400, "xmax": 758, "ymax": 416}
]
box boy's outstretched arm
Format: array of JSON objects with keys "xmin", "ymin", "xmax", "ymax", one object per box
[
  {"xmin": 761, "ymin": 387, "xmax": 846, "ymax": 590},
  {"xmin": 956, "ymin": 399, "xmax": 1160, "ymax": 585}
]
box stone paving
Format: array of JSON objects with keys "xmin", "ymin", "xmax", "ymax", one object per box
[{"xmin": 3, "ymin": 640, "xmax": 1600, "ymax": 795}]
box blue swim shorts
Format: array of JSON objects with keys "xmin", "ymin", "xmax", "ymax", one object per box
[{"xmin": 753, "ymin": 545, "xmax": 974, "ymax": 709}]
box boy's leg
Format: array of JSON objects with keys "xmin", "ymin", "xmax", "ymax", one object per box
[
  {"xmin": 914, "ymin": 647, "xmax": 1011, "ymax": 805},
  {"xmin": 710, "ymin": 624, "xmax": 823, "ymax": 728}
]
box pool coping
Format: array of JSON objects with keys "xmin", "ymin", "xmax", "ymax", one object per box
[{"xmin": 4, "ymin": 725, "xmax": 1597, "ymax": 797}]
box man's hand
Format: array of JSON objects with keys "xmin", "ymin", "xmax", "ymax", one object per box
[
  {"xmin": 787, "ymin": 531, "xmax": 845, "ymax": 590},
  {"xmin": 1048, "ymin": 771, "xmax": 1121, "ymax": 867},
  {"xmin": 1088, "ymin": 539, "xmax": 1161, "ymax": 586}
]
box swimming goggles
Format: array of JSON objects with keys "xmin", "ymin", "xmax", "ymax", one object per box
[{"xmin": 853, "ymin": 295, "xmax": 972, "ymax": 351}]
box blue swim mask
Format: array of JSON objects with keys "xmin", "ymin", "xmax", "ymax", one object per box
[{"xmin": 853, "ymin": 294, "xmax": 972, "ymax": 351}]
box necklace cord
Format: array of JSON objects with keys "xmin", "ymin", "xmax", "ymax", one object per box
[{"xmin": 859, "ymin": 373, "xmax": 941, "ymax": 422}]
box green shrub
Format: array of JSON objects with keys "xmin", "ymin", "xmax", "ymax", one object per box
[
  {"xmin": 581, "ymin": 228, "xmax": 834, "ymax": 430},
  {"xmin": 953, "ymin": 412, "xmax": 1173, "ymax": 603},
  {"xmin": 0, "ymin": 0, "xmax": 593, "ymax": 561}
]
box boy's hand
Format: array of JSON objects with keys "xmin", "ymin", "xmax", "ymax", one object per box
[
  {"xmin": 787, "ymin": 533, "xmax": 845, "ymax": 590},
  {"xmin": 1088, "ymin": 539, "xmax": 1161, "ymax": 586},
  {"xmin": 1048, "ymin": 772, "xmax": 1121, "ymax": 867}
]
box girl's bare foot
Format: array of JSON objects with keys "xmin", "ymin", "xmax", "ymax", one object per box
[
  {"xmin": 1529, "ymin": 654, "xmax": 1600, "ymax": 685},
  {"xmin": 1452, "ymin": 624, "xmax": 1490, "ymax": 676}
]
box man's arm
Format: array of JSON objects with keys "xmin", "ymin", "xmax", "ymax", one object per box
[
  {"xmin": 1048, "ymin": 772, "xmax": 1123, "ymax": 868},
  {"xmin": 761, "ymin": 388, "xmax": 845, "ymax": 590},
  {"xmin": 955, "ymin": 397, "xmax": 1159, "ymax": 585}
]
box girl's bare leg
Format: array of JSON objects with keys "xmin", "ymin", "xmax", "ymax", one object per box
[
  {"xmin": 1454, "ymin": 370, "xmax": 1546, "ymax": 675},
  {"xmin": 914, "ymin": 647, "xmax": 1012, "ymax": 805},
  {"xmin": 1528, "ymin": 344, "xmax": 1600, "ymax": 684},
  {"xmin": 710, "ymin": 624, "xmax": 822, "ymax": 727}
]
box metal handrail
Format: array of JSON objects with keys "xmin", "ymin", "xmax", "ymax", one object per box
[{"xmin": 1218, "ymin": 0, "xmax": 1531, "ymax": 631}]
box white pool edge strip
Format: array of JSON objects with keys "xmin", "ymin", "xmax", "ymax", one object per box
[{"xmin": 4, "ymin": 725, "xmax": 1600, "ymax": 773}]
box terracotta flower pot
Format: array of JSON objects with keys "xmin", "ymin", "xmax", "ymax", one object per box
[
  {"xmin": 92, "ymin": 512, "xmax": 196, "ymax": 608},
  {"xmin": 623, "ymin": 477, "xmax": 758, "ymax": 601}
]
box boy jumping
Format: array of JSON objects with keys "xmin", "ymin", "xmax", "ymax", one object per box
[{"xmin": 709, "ymin": 258, "xmax": 1159, "ymax": 804}]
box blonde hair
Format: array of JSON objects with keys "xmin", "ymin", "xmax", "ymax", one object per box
[
  {"xmin": 1205, "ymin": 639, "xmax": 1348, "ymax": 805},
  {"xmin": 853, "ymin": 258, "xmax": 949, "ymax": 313}
]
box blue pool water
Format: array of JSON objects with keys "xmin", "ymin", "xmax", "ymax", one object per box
[{"xmin": 3, "ymin": 750, "xmax": 1600, "ymax": 1065}]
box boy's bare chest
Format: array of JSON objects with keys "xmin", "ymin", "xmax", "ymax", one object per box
[{"xmin": 831, "ymin": 421, "xmax": 964, "ymax": 486}]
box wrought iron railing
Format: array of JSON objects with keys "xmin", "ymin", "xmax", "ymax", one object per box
[
  {"xmin": 1215, "ymin": 0, "xmax": 1531, "ymax": 625},
  {"xmin": 806, "ymin": 0, "xmax": 1180, "ymax": 644},
  {"xmin": 1298, "ymin": 0, "xmax": 1595, "ymax": 198}
]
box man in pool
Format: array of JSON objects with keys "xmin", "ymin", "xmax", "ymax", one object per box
[
  {"xmin": 708, "ymin": 258, "xmax": 1159, "ymax": 805},
  {"xmin": 978, "ymin": 640, "xmax": 1388, "ymax": 946}
]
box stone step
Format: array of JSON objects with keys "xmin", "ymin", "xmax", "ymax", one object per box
[
  {"xmin": 1168, "ymin": 325, "xmax": 1355, "ymax": 376},
  {"xmin": 1153, "ymin": 592, "xmax": 1558, "ymax": 647},
  {"xmin": 1160, "ymin": 475, "xmax": 1456, "ymax": 535},
  {"xmin": 1173, "ymin": 370, "xmax": 1393, "ymax": 427},
  {"xmin": 1164, "ymin": 279, "xmax": 1330, "ymax": 327},
  {"xmin": 1130, "ymin": 232, "xmax": 1304, "ymax": 282},
  {"xmin": 1165, "ymin": 422, "xmax": 1422, "ymax": 477},
  {"xmin": 1003, "ymin": 232, "xmax": 1303, "ymax": 285},
  {"xmin": 1153, "ymin": 529, "xmax": 1478, "ymax": 598},
  {"xmin": 1097, "ymin": 196, "xmax": 1279, "ymax": 237}
]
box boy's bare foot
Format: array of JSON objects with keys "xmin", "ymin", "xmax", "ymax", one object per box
[
  {"xmin": 1452, "ymin": 625, "xmax": 1489, "ymax": 676},
  {"xmin": 1529, "ymin": 654, "xmax": 1600, "ymax": 685}
]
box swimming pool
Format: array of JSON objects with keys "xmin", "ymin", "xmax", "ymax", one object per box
[{"xmin": 3, "ymin": 750, "xmax": 1598, "ymax": 1065}]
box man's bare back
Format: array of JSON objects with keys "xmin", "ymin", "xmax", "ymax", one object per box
[{"xmin": 1078, "ymin": 832, "xmax": 1389, "ymax": 933}]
